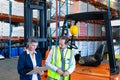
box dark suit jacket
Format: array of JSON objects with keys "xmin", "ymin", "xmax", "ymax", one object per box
[{"xmin": 17, "ymin": 51, "xmax": 42, "ymax": 80}]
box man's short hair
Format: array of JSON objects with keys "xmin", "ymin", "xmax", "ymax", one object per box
[
  {"xmin": 60, "ymin": 36, "xmax": 66, "ymax": 40},
  {"xmin": 28, "ymin": 37, "xmax": 38, "ymax": 43},
  {"xmin": 60, "ymin": 36, "xmax": 69, "ymax": 44}
]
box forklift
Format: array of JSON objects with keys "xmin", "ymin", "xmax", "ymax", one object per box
[{"xmin": 61, "ymin": 11, "xmax": 120, "ymax": 80}]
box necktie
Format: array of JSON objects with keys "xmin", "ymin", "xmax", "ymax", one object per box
[{"xmin": 61, "ymin": 49, "xmax": 65, "ymax": 71}]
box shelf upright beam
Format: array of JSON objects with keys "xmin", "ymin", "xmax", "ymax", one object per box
[
  {"xmin": 59, "ymin": 0, "xmax": 69, "ymax": 37},
  {"xmin": 55, "ymin": 0, "xmax": 59, "ymax": 46},
  {"xmin": 49, "ymin": 0, "xmax": 52, "ymax": 49},
  {"xmin": 86, "ymin": 0, "xmax": 89, "ymax": 56},
  {"xmin": 100, "ymin": 7, "xmax": 103, "ymax": 41},
  {"xmin": 65, "ymin": 0, "xmax": 68, "ymax": 37},
  {"xmin": 58, "ymin": 0, "xmax": 61, "ymax": 38},
  {"xmin": 8, "ymin": 0, "xmax": 12, "ymax": 58},
  {"xmin": 56, "ymin": 0, "xmax": 58, "ymax": 40},
  {"xmin": 58, "ymin": 0, "xmax": 67, "ymax": 38}
]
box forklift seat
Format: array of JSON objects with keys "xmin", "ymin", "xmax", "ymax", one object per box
[{"xmin": 78, "ymin": 44, "xmax": 105, "ymax": 66}]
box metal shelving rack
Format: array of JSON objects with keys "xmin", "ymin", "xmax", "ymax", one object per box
[
  {"xmin": 0, "ymin": 0, "xmax": 26, "ymax": 58},
  {"xmin": 49, "ymin": 0, "xmax": 118, "ymax": 40},
  {"xmin": 48, "ymin": 0, "xmax": 69, "ymax": 48},
  {"xmin": 0, "ymin": 0, "xmax": 119, "ymax": 58},
  {"xmin": 0, "ymin": 0, "xmax": 48, "ymax": 58}
]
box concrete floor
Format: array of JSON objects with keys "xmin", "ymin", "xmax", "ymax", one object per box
[{"xmin": 0, "ymin": 57, "xmax": 19, "ymax": 80}]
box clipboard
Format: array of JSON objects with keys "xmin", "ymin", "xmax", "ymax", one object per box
[{"xmin": 26, "ymin": 66, "xmax": 48, "ymax": 75}]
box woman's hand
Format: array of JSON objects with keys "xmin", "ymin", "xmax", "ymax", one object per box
[
  {"xmin": 34, "ymin": 66, "xmax": 44, "ymax": 75},
  {"xmin": 34, "ymin": 66, "xmax": 39, "ymax": 74},
  {"xmin": 38, "ymin": 71, "xmax": 44, "ymax": 75}
]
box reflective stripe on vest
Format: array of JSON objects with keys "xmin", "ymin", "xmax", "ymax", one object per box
[{"xmin": 48, "ymin": 46, "xmax": 72, "ymax": 80}]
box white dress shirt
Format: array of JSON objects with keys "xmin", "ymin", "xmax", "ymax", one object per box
[
  {"xmin": 26, "ymin": 50, "xmax": 38, "ymax": 80},
  {"xmin": 45, "ymin": 46, "xmax": 76, "ymax": 74}
]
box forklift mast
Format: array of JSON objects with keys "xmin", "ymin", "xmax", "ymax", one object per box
[
  {"xmin": 61, "ymin": 11, "xmax": 119, "ymax": 75},
  {"xmin": 24, "ymin": 0, "xmax": 48, "ymax": 58}
]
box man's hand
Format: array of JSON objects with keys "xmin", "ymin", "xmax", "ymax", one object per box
[
  {"xmin": 63, "ymin": 71, "xmax": 69, "ymax": 76},
  {"xmin": 56, "ymin": 69, "xmax": 64, "ymax": 75}
]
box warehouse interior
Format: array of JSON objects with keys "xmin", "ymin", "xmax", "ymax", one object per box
[{"xmin": 0, "ymin": 0, "xmax": 120, "ymax": 80}]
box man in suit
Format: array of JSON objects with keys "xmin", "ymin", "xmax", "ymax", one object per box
[{"xmin": 17, "ymin": 37, "xmax": 43, "ymax": 80}]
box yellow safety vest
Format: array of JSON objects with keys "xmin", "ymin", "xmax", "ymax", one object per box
[{"xmin": 48, "ymin": 46, "xmax": 72, "ymax": 80}]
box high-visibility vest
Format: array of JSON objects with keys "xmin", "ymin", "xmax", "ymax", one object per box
[{"xmin": 48, "ymin": 46, "xmax": 72, "ymax": 80}]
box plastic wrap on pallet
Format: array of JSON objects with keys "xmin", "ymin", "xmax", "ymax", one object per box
[
  {"xmin": 79, "ymin": 22, "xmax": 87, "ymax": 36},
  {"xmin": 49, "ymin": 22, "xmax": 64, "ymax": 37},
  {"xmin": 88, "ymin": 4, "xmax": 96, "ymax": 12},
  {"xmin": 0, "ymin": 0, "xmax": 9, "ymax": 14},
  {"xmin": 12, "ymin": 1, "xmax": 24, "ymax": 16},
  {"xmin": 79, "ymin": 41, "xmax": 88, "ymax": 57},
  {"xmin": 100, "ymin": 0, "xmax": 118, "ymax": 10},
  {"xmin": 79, "ymin": 1, "xmax": 87, "ymax": 13},
  {"xmin": 12, "ymin": 26, "xmax": 24, "ymax": 37},
  {"xmin": 94, "ymin": 41, "xmax": 102, "ymax": 51},
  {"xmin": 0, "ymin": 22, "xmax": 10, "ymax": 36},
  {"xmin": 88, "ymin": 23, "xmax": 94, "ymax": 36},
  {"xmin": 94, "ymin": 24, "xmax": 101, "ymax": 36},
  {"xmin": 88, "ymin": 41, "xmax": 95, "ymax": 55}
]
